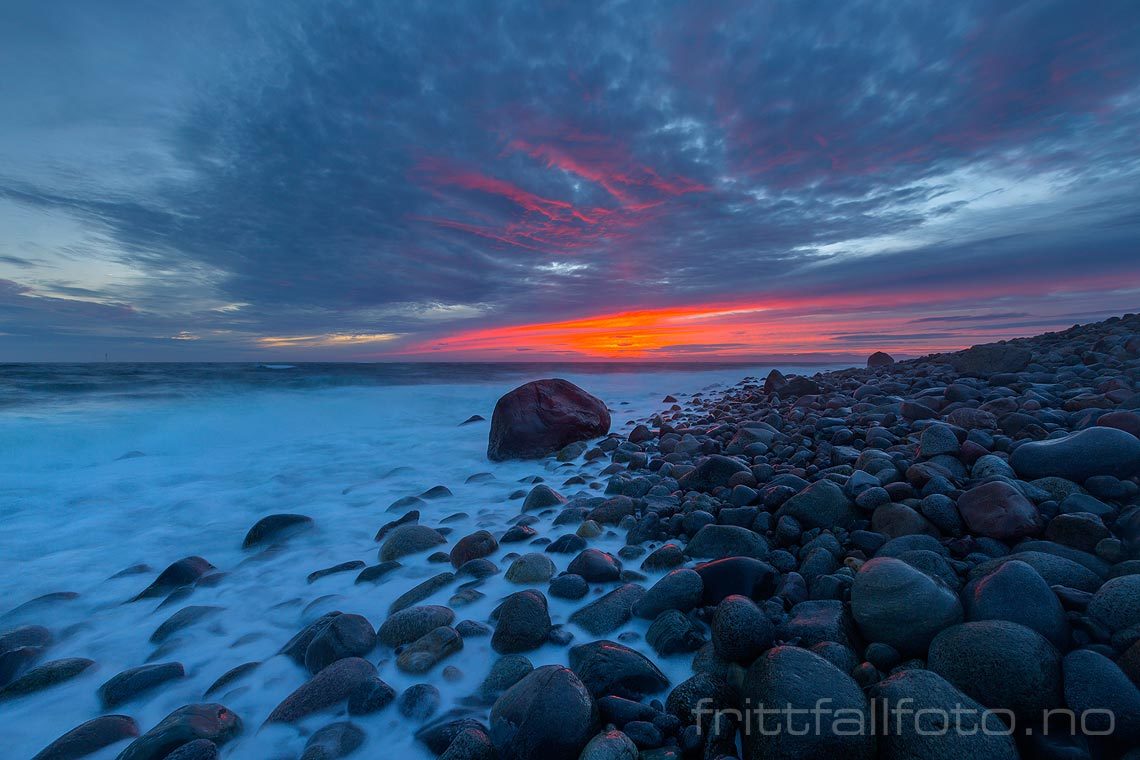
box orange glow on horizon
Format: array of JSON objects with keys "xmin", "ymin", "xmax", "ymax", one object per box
[{"xmin": 393, "ymin": 273, "xmax": 1140, "ymax": 360}]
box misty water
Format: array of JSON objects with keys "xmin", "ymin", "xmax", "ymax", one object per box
[{"xmin": 0, "ymin": 362, "xmax": 838, "ymax": 758}]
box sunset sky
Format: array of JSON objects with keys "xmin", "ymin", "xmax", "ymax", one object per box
[{"xmin": 1, "ymin": 0, "xmax": 1139, "ymax": 361}]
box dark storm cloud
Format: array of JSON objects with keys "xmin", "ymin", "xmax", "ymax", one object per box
[{"xmin": 1, "ymin": 0, "xmax": 1139, "ymax": 358}]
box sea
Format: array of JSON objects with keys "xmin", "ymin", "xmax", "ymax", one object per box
[{"xmin": 0, "ymin": 361, "xmax": 842, "ymax": 758}]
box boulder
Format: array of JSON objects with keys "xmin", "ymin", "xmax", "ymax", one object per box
[
  {"xmin": 116, "ymin": 704, "xmax": 241, "ymax": 760},
  {"xmin": 633, "ymin": 569, "xmax": 703, "ymax": 619},
  {"xmin": 489, "ymin": 665, "xmax": 597, "ymax": 760},
  {"xmin": 867, "ymin": 351, "xmax": 894, "ymax": 368},
  {"xmin": 677, "ymin": 455, "xmax": 750, "ymax": 492},
  {"xmin": 1062, "ymin": 649, "xmax": 1140, "ymax": 742},
  {"xmin": 927, "ymin": 621, "xmax": 1063, "ymax": 720},
  {"xmin": 870, "ymin": 668, "xmax": 1018, "ymax": 760},
  {"xmin": 741, "ymin": 646, "xmax": 875, "ymax": 760},
  {"xmin": 956, "ymin": 481, "xmax": 1043, "ymax": 540},
  {"xmin": 488, "ymin": 379, "xmax": 610, "ymax": 461},
  {"xmin": 966, "ymin": 560, "xmax": 1069, "ymax": 649},
  {"xmin": 30, "ymin": 715, "xmax": 140, "ymax": 760},
  {"xmin": 851, "ymin": 557, "xmax": 962, "ymax": 657},
  {"xmin": 568, "ymin": 640, "xmax": 669, "ymax": 700},
  {"xmin": 492, "ymin": 591, "xmax": 552, "ymax": 654},
  {"xmin": 379, "ymin": 525, "xmax": 447, "ymax": 562},
  {"xmin": 266, "ymin": 657, "xmax": 378, "ymax": 723},
  {"xmin": 777, "ymin": 479, "xmax": 859, "ymax": 530},
  {"xmin": 1010, "ymin": 427, "xmax": 1140, "ymax": 482}
]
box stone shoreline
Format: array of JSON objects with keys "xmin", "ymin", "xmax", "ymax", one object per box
[{"xmin": 8, "ymin": 312, "xmax": 1140, "ymax": 760}]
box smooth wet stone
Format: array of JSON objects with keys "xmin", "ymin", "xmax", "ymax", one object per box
[
  {"xmin": 741, "ymin": 646, "xmax": 874, "ymax": 760},
  {"xmin": 379, "ymin": 524, "xmax": 447, "ymax": 562},
  {"xmin": 0, "ymin": 657, "xmax": 94, "ymax": 700},
  {"xmin": 266, "ymin": 657, "xmax": 378, "ymax": 723},
  {"xmin": 479, "ymin": 655, "xmax": 534, "ymax": 701},
  {"xmin": 927, "ymin": 620, "xmax": 1063, "ymax": 720},
  {"xmin": 204, "ymin": 661, "xmax": 260, "ymax": 698},
  {"xmin": 354, "ymin": 561, "xmax": 401, "ymax": 585},
  {"xmin": 568, "ymin": 640, "xmax": 669, "ymax": 699},
  {"xmin": 492, "ymin": 590, "xmax": 551, "ymax": 654},
  {"xmin": 566, "ymin": 549, "xmax": 622, "ymax": 582},
  {"xmin": 308, "ymin": 561, "xmax": 366, "ymax": 583},
  {"xmin": 131, "ymin": 557, "xmax": 214, "ymax": 601},
  {"xmin": 685, "ymin": 524, "xmax": 768, "ymax": 559},
  {"xmin": 378, "ymin": 605, "xmax": 456, "ymax": 647},
  {"xmin": 450, "ymin": 530, "xmax": 498, "ymax": 569},
  {"xmin": 1011, "ymin": 426, "xmax": 1140, "ymax": 482},
  {"xmin": 242, "ymin": 513, "xmax": 314, "ymax": 549},
  {"xmin": 1088, "ymin": 575, "xmax": 1140, "ymax": 632},
  {"xmin": 549, "ymin": 573, "xmax": 589, "ymax": 600},
  {"xmin": 150, "ymin": 605, "xmax": 223, "ymax": 644},
  {"xmin": 500, "ymin": 525, "xmax": 537, "ymax": 543},
  {"xmin": 568, "ymin": 584, "xmax": 645, "ymax": 635},
  {"xmin": 851, "ymin": 557, "xmax": 962, "ymax": 657},
  {"xmin": 776, "ymin": 479, "xmax": 860, "ymax": 529},
  {"xmin": 711, "ymin": 594, "xmax": 773, "ymax": 663},
  {"xmin": 579, "ymin": 729, "xmax": 638, "ymax": 760},
  {"xmin": 676, "ymin": 455, "xmax": 750, "ymax": 492},
  {"xmin": 645, "ymin": 610, "xmax": 705, "ymax": 655},
  {"xmin": 778, "ymin": 599, "xmax": 860, "ymax": 649},
  {"xmin": 522, "ymin": 484, "xmax": 567, "ymax": 512},
  {"xmin": 505, "ymin": 553, "xmax": 556, "ymax": 584},
  {"xmin": 399, "ymin": 682, "xmax": 442, "ymax": 720},
  {"xmin": 31, "ymin": 715, "xmax": 140, "ymax": 760},
  {"xmin": 966, "ymin": 559, "xmax": 1069, "ymax": 648},
  {"xmin": 545, "ymin": 534, "xmax": 587, "ymax": 554},
  {"xmin": 634, "ymin": 569, "xmax": 703, "ymax": 619},
  {"xmin": 488, "ymin": 665, "xmax": 597, "ymax": 759},
  {"xmin": 305, "ymin": 612, "xmax": 376, "ymax": 674},
  {"xmin": 1062, "ymin": 649, "xmax": 1140, "ymax": 742},
  {"xmin": 98, "ymin": 662, "xmax": 186, "ymax": 709},
  {"xmin": 870, "ymin": 668, "xmax": 1018, "ymax": 760},
  {"xmin": 956, "ymin": 481, "xmax": 1043, "ymax": 540},
  {"xmin": 640, "ymin": 544, "xmax": 684, "ymax": 571},
  {"xmin": 390, "ymin": 572, "xmax": 455, "ymax": 614},
  {"xmin": 694, "ymin": 556, "xmax": 778, "ymax": 604},
  {"xmin": 164, "ymin": 739, "xmax": 218, "ymax": 760},
  {"xmin": 439, "ymin": 727, "xmax": 494, "ymax": 760},
  {"xmin": 300, "ymin": 721, "xmax": 366, "ymax": 760},
  {"xmin": 116, "ymin": 704, "xmax": 241, "ymax": 760},
  {"xmin": 397, "ymin": 626, "xmax": 463, "ymax": 674}
]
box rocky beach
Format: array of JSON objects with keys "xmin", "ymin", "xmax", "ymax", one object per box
[{"xmin": 5, "ymin": 313, "xmax": 1140, "ymax": 759}]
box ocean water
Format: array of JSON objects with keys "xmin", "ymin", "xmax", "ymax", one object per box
[{"xmin": 0, "ymin": 362, "xmax": 838, "ymax": 758}]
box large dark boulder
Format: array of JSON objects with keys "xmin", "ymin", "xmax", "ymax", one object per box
[
  {"xmin": 116, "ymin": 704, "xmax": 241, "ymax": 760},
  {"xmin": 487, "ymin": 379, "xmax": 610, "ymax": 461},
  {"xmin": 1010, "ymin": 426, "xmax": 1140, "ymax": 482},
  {"xmin": 870, "ymin": 669, "xmax": 1019, "ymax": 760},
  {"xmin": 927, "ymin": 621, "xmax": 1063, "ymax": 721},
  {"xmin": 741, "ymin": 646, "xmax": 875, "ymax": 760},
  {"xmin": 956, "ymin": 481, "xmax": 1043, "ymax": 540},
  {"xmin": 851, "ymin": 557, "xmax": 962, "ymax": 657},
  {"xmin": 966, "ymin": 560, "xmax": 1069, "ymax": 649},
  {"xmin": 568, "ymin": 640, "xmax": 669, "ymax": 700},
  {"xmin": 31, "ymin": 715, "xmax": 140, "ymax": 760},
  {"xmin": 1063, "ymin": 649, "xmax": 1140, "ymax": 742},
  {"xmin": 266, "ymin": 657, "xmax": 378, "ymax": 724},
  {"xmin": 489, "ymin": 665, "xmax": 597, "ymax": 760}
]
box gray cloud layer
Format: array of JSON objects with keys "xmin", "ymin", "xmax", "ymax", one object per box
[{"xmin": 1, "ymin": 0, "xmax": 1138, "ymax": 359}]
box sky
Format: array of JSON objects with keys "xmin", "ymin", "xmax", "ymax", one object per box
[{"xmin": 1, "ymin": 0, "xmax": 1139, "ymax": 362}]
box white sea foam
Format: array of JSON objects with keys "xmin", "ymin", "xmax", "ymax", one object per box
[{"xmin": 0, "ymin": 365, "xmax": 822, "ymax": 758}]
